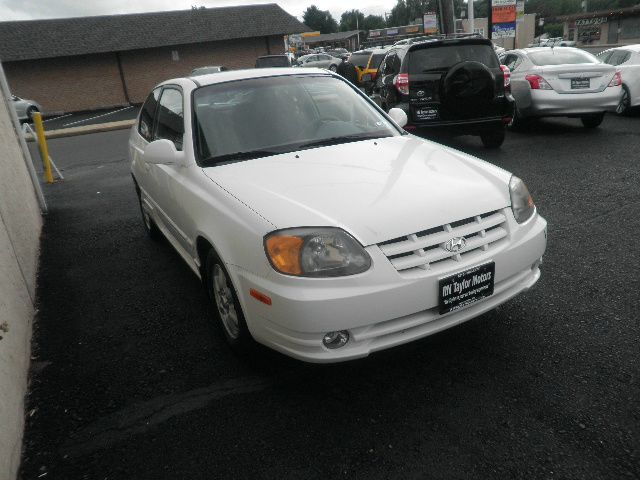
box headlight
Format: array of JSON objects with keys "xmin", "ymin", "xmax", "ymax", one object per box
[
  {"xmin": 509, "ymin": 175, "xmax": 536, "ymax": 223},
  {"xmin": 264, "ymin": 227, "xmax": 371, "ymax": 277}
]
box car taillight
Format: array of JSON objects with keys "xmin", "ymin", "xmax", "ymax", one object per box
[
  {"xmin": 500, "ymin": 65, "xmax": 511, "ymax": 92},
  {"xmin": 394, "ymin": 73, "xmax": 409, "ymax": 95},
  {"xmin": 525, "ymin": 74, "xmax": 553, "ymax": 90},
  {"xmin": 609, "ymin": 70, "xmax": 622, "ymax": 87}
]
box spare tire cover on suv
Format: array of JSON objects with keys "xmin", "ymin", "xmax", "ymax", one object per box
[{"xmin": 441, "ymin": 61, "xmax": 496, "ymax": 117}]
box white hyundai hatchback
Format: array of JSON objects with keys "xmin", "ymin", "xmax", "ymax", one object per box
[{"xmin": 130, "ymin": 68, "xmax": 547, "ymax": 363}]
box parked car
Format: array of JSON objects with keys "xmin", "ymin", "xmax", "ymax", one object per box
[
  {"xmin": 502, "ymin": 47, "xmax": 622, "ymax": 128},
  {"xmin": 255, "ymin": 55, "xmax": 294, "ymax": 68},
  {"xmin": 326, "ymin": 48, "xmax": 349, "ymax": 58},
  {"xmin": 10, "ymin": 95, "xmax": 41, "ymax": 122},
  {"xmin": 129, "ymin": 68, "xmax": 547, "ymax": 363},
  {"xmin": 191, "ymin": 66, "xmax": 228, "ymax": 76},
  {"xmin": 349, "ymin": 46, "xmax": 392, "ymax": 83},
  {"xmin": 371, "ymin": 37, "xmax": 514, "ymax": 148},
  {"xmin": 596, "ymin": 44, "xmax": 640, "ymax": 115},
  {"xmin": 296, "ymin": 53, "xmax": 341, "ymax": 71}
]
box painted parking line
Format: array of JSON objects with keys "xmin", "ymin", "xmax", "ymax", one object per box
[
  {"xmin": 62, "ymin": 106, "xmax": 134, "ymax": 127},
  {"xmin": 43, "ymin": 113, "xmax": 73, "ymax": 123}
]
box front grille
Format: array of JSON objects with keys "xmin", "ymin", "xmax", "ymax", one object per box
[{"xmin": 378, "ymin": 210, "xmax": 508, "ymax": 274}]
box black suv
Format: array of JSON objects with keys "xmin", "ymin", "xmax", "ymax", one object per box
[{"xmin": 371, "ymin": 36, "xmax": 514, "ymax": 148}]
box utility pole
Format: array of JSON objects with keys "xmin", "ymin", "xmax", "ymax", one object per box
[
  {"xmin": 468, "ymin": 0, "xmax": 475, "ymax": 34},
  {"xmin": 438, "ymin": 0, "xmax": 455, "ymax": 34}
]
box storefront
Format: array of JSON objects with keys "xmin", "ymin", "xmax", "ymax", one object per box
[{"xmin": 559, "ymin": 6, "xmax": 640, "ymax": 47}]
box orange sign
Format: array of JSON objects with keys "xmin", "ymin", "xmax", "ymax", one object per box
[{"xmin": 492, "ymin": 5, "xmax": 516, "ymax": 24}]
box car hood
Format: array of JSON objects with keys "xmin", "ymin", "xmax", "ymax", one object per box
[{"xmin": 202, "ymin": 135, "xmax": 512, "ymax": 246}]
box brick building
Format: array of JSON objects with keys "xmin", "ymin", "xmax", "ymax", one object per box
[{"xmin": 0, "ymin": 4, "xmax": 309, "ymax": 113}]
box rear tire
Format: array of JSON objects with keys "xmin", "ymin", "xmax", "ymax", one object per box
[
  {"xmin": 205, "ymin": 250, "xmax": 252, "ymax": 350},
  {"xmin": 480, "ymin": 127, "xmax": 506, "ymax": 149},
  {"xmin": 616, "ymin": 85, "xmax": 631, "ymax": 115},
  {"xmin": 581, "ymin": 112, "xmax": 605, "ymax": 128}
]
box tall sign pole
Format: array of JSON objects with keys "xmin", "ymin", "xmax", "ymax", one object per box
[
  {"xmin": 468, "ymin": 0, "xmax": 475, "ymax": 34},
  {"xmin": 488, "ymin": 0, "xmax": 493, "ymax": 39}
]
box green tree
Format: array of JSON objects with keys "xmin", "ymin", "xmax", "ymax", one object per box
[
  {"xmin": 340, "ymin": 9, "xmax": 365, "ymax": 31},
  {"xmin": 364, "ymin": 14, "xmax": 386, "ymax": 31},
  {"xmin": 303, "ymin": 5, "xmax": 339, "ymax": 33},
  {"xmin": 387, "ymin": 0, "xmax": 409, "ymax": 27}
]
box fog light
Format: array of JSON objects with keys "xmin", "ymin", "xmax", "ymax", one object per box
[{"xmin": 322, "ymin": 330, "xmax": 349, "ymax": 349}]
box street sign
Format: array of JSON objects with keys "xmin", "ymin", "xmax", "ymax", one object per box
[{"xmin": 423, "ymin": 12, "xmax": 438, "ymax": 34}]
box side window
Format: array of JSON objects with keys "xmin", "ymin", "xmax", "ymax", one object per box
[
  {"xmin": 154, "ymin": 88, "xmax": 184, "ymax": 151},
  {"xmin": 503, "ymin": 54, "xmax": 518, "ymax": 71},
  {"xmin": 609, "ymin": 50, "xmax": 631, "ymax": 66},
  {"xmin": 138, "ymin": 88, "xmax": 160, "ymax": 141}
]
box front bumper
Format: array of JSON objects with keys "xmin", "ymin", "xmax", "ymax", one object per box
[
  {"xmin": 524, "ymin": 87, "xmax": 621, "ymax": 117},
  {"xmin": 233, "ymin": 210, "xmax": 547, "ymax": 363}
]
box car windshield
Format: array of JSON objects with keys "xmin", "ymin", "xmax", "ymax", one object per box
[
  {"xmin": 528, "ymin": 49, "xmax": 597, "ymax": 66},
  {"xmin": 193, "ymin": 75, "xmax": 399, "ymax": 165},
  {"xmin": 408, "ymin": 44, "xmax": 499, "ymax": 72},
  {"xmin": 350, "ymin": 52, "xmax": 371, "ymax": 69}
]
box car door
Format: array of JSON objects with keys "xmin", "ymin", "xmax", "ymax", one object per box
[
  {"xmin": 606, "ymin": 49, "xmax": 639, "ymax": 105},
  {"xmin": 130, "ymin": 87, "xmax": 161, "ymax": 214},
  {"xmin": 317, "ymin": 54, "xmax": 332, "ymax": 68}
]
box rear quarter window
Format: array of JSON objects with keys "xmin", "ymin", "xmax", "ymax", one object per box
[
  {"xmin": 528, "ymin": 49, "xmax": 598, "ymax": 66},
  {"xmin": 408, "ymin": 44, "xmax": 499, "ymax": 73}
]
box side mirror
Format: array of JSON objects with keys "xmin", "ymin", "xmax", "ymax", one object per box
[
  {"xmin": 388, "ymin": 108, "xmax": 408, "ymax": 128},
  {"xmin": 144, "ymin": 139, "xmax": 184, "ymax": 165}
]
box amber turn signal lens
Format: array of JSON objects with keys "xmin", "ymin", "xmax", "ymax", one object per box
[{"xmin": 265, "ymin": 235, "xmax": 304, "ymax": 275}]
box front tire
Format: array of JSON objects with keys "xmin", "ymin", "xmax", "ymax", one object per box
[
  {"xmin": 205, "ymin": 250, "xmax": 252, "ymax": 349},
  {"xmin": 581, "ymin": 112, "xmax": 605, "ymax": 128},
  {"xmin": 616, "ymin": 85, "xmax": 631, "ymax": 115},
  {"xmin": 480, "ymin": 127, "xmax": 506, "ymax": 149}
]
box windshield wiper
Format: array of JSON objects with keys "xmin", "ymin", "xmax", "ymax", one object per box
[
  {"xmin": 298, "ymin": 134, "xmax": 388, "ymax": 150},
  {"xmin": 201, "ymin": 150, "xmax": 281, "ymax": 165}
]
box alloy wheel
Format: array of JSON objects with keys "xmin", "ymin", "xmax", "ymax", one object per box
[{"xmin": 212, "ymin": 264, "xmax": 240, "ymax": 339}]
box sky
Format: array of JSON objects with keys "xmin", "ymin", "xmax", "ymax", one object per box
[{"xmin": 0, "ymin": 0, "xmax": 399, "ymax": 23}]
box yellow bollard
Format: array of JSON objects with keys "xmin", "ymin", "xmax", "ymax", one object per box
[{"xmin": 32, "ymin": 112, "xmax": 54, "ymax": 184}]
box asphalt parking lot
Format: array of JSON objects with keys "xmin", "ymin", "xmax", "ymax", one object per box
[{"xmin": 21, "ymin": 115, "xmax": 639, "ymax": 479}]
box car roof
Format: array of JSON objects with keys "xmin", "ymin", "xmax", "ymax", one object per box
[{"xmin": 181, "ymin": 67, "xmax": 332, "ymax": 87}]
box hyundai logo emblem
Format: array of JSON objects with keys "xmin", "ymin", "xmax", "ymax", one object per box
[
  {"xmin": 444, "ymin": 237, "xmax": 466, "ymax": 253},
  {"xmin": 417, "ymin": 90, "xmax": 425, "ymax": 97}
]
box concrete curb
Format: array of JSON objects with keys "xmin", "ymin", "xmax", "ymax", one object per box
[{"xmin": 25, "ymin": 119, "xmax": 135, "ymax": 141}]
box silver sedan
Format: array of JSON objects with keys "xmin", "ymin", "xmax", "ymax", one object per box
[
  {"xmin": 10, "ymin": 95, "xmax": 42, "ymax": 122},
  {"xmin": 502, "ymin": 47, "xmax": 622, "ymax": 128},
  {"xmin": 296, "ymin": 53, "xmax": 341, "ymax": 72}
]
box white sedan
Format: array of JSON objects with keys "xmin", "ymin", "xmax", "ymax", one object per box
[
  {"xmin": 502, "ymin": 47, "xmax": 622, "ymax": 128},
  {"xmin": 597, "ymin": 44, "xmax": 640, "ymax": 115},
  {"xmin": 130, "ymin": 68, "xmax": 547, "ymax": 363}
]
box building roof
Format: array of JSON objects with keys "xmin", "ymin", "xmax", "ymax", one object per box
[
  {"xmin": 557, "ymin": 5, "xmax": 640, "ymax": 22},
  {"xmin": 0, "ymin": 4, "xmax": 310, "ymax": 62},
  {"xmin": 304, "ymin": 30, "xmax": 364, "ymax": 44}
]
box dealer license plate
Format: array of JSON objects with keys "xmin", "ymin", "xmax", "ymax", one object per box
[
  {"xmin": 571, "ymin": 78, "xmax": 590, "ymax": 89},
  {"xmin": 415, "ymin": 107, "xmax": 439, "ymax": 121},
  {"xmin": 438, "ymin": 262, "xmax": 495, "ymax": 315}
]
